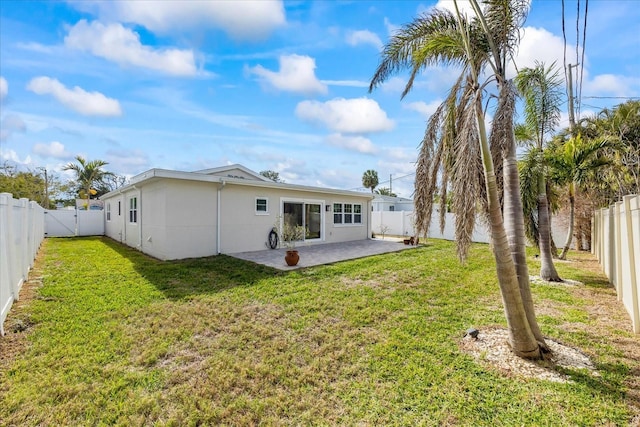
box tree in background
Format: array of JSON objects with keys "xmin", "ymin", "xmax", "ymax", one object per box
[
  {"xmin": 547, "ymin": 134, "xmax": 614, "ymax": 259},
  {"xmin": 0, "ymin": 163, "xmax": 72, "ymax": 208},
  {"xmin": 362, "ymin": 170, "xmax": 379, "ymax": 193},
  {"xmin": 62, "ymin": 156, "xmax": 113, "ymax": 207},
  {"xmin": 95, "ymin": 174, "xmax": 128, "ymax": 196},
  {"xmin": 375, "ymin": 187, "xmax": 397, "ymax": 197},
  {"xmin": 259, "ymin": 170, "xmax": 284, "ymax": 183},
  {"xmin": 580, "ymin": 100, "xmax": 640, "ymax": 204},
  {"xmin": 0, "ymin": 163, "xmax": 46, "ymax": 203},
  {"xmin": 515, "ymin": 61, "xmax": 563, "ymax": 281}
]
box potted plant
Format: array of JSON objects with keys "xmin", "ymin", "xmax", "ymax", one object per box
[{"xmin": 279, "ymin": 219, "xmax": 305, "ymax": 266}]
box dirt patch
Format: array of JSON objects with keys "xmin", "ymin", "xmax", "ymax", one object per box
[
  {"xmin": 459, "ymin": 327, "xmax": 597, "ymax": 383},
  {"xmin": 0, "ymin": 247, "xmax": 47, "ymax": 369}
]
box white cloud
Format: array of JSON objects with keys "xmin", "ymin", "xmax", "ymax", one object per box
[
  {"xmin": 380, "ymin": 76, "xmax": 408, "ymax": 93},
  {"xmin": 0, "ymin": 114, "xmax": 27, "ymax": 142},
  {"xmin": 403, "ymin": 100, "xmax": 442, "ymax": 117},
  {"xmin": 325, "ymin": 133, "xmax": 377, "ymax": 154},
  {"xmin": 248, "ymin": 54, "xmax": 327, "ymax": 95},
  {"xmin": 346, "ymin": 30, "xmax": 383, "ymax": 50},
  {"xmin": 321, "ymin": 79, "xmax": 369, "ymax": 88},
  {"xmin": 73, "ymin": 1, "xmax": 285, "ymax": 41},
  {"xmin": 64, "ymin": 20, "xmax": 199, "ymax": 77},
  {"xmin": 33, "ymin": 141, "xmax": 72, "ymax": 159},
  {"xmin": 511, "ymin": 27, "xmax": 566, "ymax": 76},
  {"xmin": 0, "ymin": 148, "xmax": 32, "ymax": 166},
  {"xmin": 295, "ymin": 97, "xmax": 395, "ymax": 134},
  {"xmin": 384, "ymin": 17, "xmax": 399, "ymax": 36},
  {"xmin": 432, "ymin": 0, "xmax": 475, "ymax": 17},
  {"xmin": 105, "ymin": 148, "xmax": 150, "ymax": 174},
  {"xmin": 0, "ymin": 76, "xmax": 7, "ymax": 100},
  {"xmin": 584, "ymin": 74, "xmax": 640, "ymax": 97},
  {"xmin": 27, "ymin": 76, "xmax": 122, "ymax": 117}
]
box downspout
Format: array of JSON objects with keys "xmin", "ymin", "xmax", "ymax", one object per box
[
  {"xmin": 118, "ymin": 189, "xmax": 125, "ymax": 243},
  {"xmin": 132, "ymin": 185, "xmax": 142, "ymax": 251},
  {"xmin": 217, "ymin": 180, "xmax": 226, "ymax": 254},
  {"xmin": 367, "ymin": 198, "xmax": 372, "ymax": 239}
]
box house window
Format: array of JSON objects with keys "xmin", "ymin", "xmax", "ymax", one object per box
[
  {"xmin": 333, "ymin": 203, "xmax": 362, "ymax": 225},
  {"xmin": 129, "ymin": 197, "xmax": 137, "ymax": 223},
  {"xmin": 333, "ymin": 203, "xmax": 342, "ymax": 224},
  {"xmin": 389, "ymin": 205, "xmax": 395, "ymax": 212},
  {"xmin": 256, "ymin": 197, "xmax": 268, "ymax": 215},
  {"xmin": 106, "ymin": 203, "xmax": 111, "ymax": 221}
]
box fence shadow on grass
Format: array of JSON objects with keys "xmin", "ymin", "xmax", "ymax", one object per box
[{"xmin": 100, "ymin": 237, "xmax": 283, "ymax": 300}]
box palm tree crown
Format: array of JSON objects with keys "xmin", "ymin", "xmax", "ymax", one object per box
[
  {"xmin": 63, "ymin": 156, "xmax": 112, "ymax": 201},
  {"xmin": 362, "ymin": 170, "xmax": 379, "ymax": 193}
]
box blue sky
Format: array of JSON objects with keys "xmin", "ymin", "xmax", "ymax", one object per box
[{"xmin": 1, "ymin": 0, "xmax": 639, "ymax": 198}]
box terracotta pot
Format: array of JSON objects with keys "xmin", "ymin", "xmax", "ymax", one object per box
[{"xmin": 285, "ymin": 250, "xmax": 299, "ymax": 266}]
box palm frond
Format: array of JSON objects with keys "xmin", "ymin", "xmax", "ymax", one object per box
[{"xmin": 369, "ymin": 9, "xmax": 470, "ymax": 97}]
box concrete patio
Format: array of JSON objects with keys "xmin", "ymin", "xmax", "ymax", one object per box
[{"xmin": 230, "ymin": 238, "xmax": 420, "ymax": 270}]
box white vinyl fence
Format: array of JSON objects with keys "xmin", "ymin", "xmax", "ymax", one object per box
[
  {"xmin": 592, "ymin": 194, "xmax": 640, "ymax": 334},
  {"xmin": 371, "ymin": 210, "xmax": 491, "ymax": 244},
  {"xmin": 0, "ymin": 193, "xmax": 45, "ymax": 336}
]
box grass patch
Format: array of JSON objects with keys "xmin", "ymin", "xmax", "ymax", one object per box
[{"xmin": 0, "ymin": 237, "xmax": 637, "ymax": 425}]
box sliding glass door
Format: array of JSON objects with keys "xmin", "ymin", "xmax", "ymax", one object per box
[{"xmin": 283, "ymin": 200, "xmax": 323, "ymax": 242}]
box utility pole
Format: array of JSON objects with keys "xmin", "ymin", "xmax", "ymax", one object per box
[{"xmin": 389, "ymin": 174, "xmax": 392, "ymax": 195}]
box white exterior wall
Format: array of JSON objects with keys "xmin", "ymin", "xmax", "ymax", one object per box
[
  {"xmin": 104, "ymin": 194, "xmax": 125, "ymax": 242},
  {"xmin": 219, "ymin": 185, "xmax": 280, "ymax": 254},
  {"xmin": 219, "ymin": 185, "xmax": 371, "ymax": 254},
  {"xmin": 163, "ymin": 180, "xmax": 217, "ymax": 260},
  {"xmin": 137, "ymin": 181, "xmax": 168, "ymax": 260},
  {"xmin": 124, "ymin": 188, "xmax": 142, "ymax": 250}
]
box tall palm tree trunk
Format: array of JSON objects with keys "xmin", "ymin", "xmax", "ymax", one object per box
[
  {"xmin": 548, "ymin": 195, "xmax": 559, "ymax": 258},
  {"xmin": 476, "ymin": 98, "xmax": 541, "ymax": 359},
  {"xmin": 503, "ymin": 143, "xmax": 549, "ymax": 349},
  {"xmin": 537, "ymin": 175, "xmax": 562, "ymax": 281},
  {"xmin": 559, "ymin": 183, "xmax": 575, "ymax": 260}
]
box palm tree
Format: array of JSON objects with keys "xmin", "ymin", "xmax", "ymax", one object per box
[
  {"xmin": 370, "ymin": 0, "xmax": 544, "ymax": 359},
  {"xmin": 515, "ymin": 62, "xmax": 563, "ymax": 281},
  {"xmin": 62, "ymin": 156, "xmax": 113, "ymax": 208},
  {"xmin": 362, "ymin": 170, "xmax": 379, "ymax": 193},
  {"xmin": 547, "ymin": 134, "xmax": 613, "ymax": 259},
  {"xmin": 375, "ymin": 187, "xmax": 397, "ymax": 197}
]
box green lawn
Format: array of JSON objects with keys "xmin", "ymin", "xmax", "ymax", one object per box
[{"xmin": 1, "ymin": 237, "xmax": 637, "ymax": 425}]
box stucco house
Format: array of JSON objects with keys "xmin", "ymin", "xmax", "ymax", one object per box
[
  {"xmin": 100, "ymin": 164, "xmax": 374, "ymax": 260},
  {"xmin": 372, "ymin": 194, "xmax": 414, "ymax": 212}
]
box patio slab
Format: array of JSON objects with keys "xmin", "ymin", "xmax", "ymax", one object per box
[{"xmin": 230, "ymin": 238, "xmax": 419, "ymax": 270}]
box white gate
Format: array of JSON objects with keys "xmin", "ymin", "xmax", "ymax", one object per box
[
  {"xmin": 45, "ymin": 209, "xmax": 105, "ymax": 237},
  {"xmin": 44, "ymin": 210, "xmax": 76, "ymax": 237}
]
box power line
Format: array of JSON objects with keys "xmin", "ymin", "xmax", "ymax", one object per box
[
  {"xmin": 562, "ymin": 0, "xmax": 569, "ymax": 103},
  {"xmin": 577, "ymin": 0, "xmax": 589, "ymax": 120},
  {"xmin": 582, "ymin": 96, "xmax": 640, "ymax": 100}
]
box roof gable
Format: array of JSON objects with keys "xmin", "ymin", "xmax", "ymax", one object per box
[{"xmin": 194, "ymin": 164, "xmax": 270, "ymax": 182}]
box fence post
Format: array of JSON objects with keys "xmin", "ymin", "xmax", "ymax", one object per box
[
  {"xmin": 614, "ymin": 202, "xmax": 623, "ymax": 300},
  {"xmin": 623, "ymin": 195, "xmax": 639, "ymax": 333},
  {"xmin": 14, "ymin": 198, "xmax": 29, "ymax": 300},
  {"xmin": 0, "ymin": 193, "xmax": 13, "ymax": 336}
]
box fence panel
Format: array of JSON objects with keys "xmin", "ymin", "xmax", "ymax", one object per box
[
  {"xmin": 593, "ymin": 194, "xmax": 639, "ymax": 334},
  {"xmin": 77, "ymin": 210, "xmax": 105, "ymax": 236},
  {"xmin": 0, "ymin": 193, "xmax": 45, "ymax": 336},
  {"xmin": 371, "ymin": 210, "xmax": 491, "ymax": 244},
  {"xmin": 45, "ymin": 209, "xmax": 105, "ymax": 237}
]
